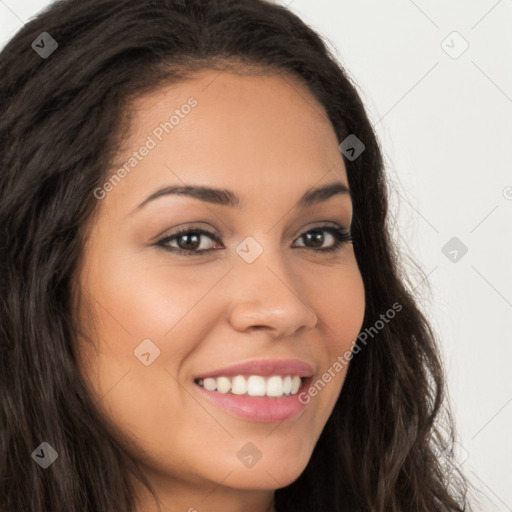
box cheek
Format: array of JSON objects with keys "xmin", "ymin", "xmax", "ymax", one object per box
[
  {"xmin": 302, "ymin": 262, "xmax": 365, "ymax": 420},
  {"xmin": 310, "ymin": 261, "xmax": 366, "ymax": 352},
  {"xmin": 81, "ymin": 246, "xmax": 231, "ymax": 344},
  {"xmin": 75, "ymin": 248, "xmax": 232, "ymax": 409}
]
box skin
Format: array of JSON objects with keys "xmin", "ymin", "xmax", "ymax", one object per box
[{"xmin": 75, "ymin": 68, "xmax": 366, "ymax": 512}]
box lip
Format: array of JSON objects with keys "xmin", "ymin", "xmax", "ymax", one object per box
[
  {"xmin": 192, "ymin": 358, "xmax": 314, "ymax": 380},
  {"xmin": 194, "ymin": 375, "xmax": 313, "ymax": 423}
]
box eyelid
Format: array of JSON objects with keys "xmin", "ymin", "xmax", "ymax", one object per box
[
  {"xmin": 150, "ymin": 222, "xmax": 219, "ymax": 243},
  {"xmin": 293, "ymin": 220, "xmax": 345, "ymax": 238},
  {"xmin": 156, "ymin": 220, "xmax": 348, "ymax": 241}
]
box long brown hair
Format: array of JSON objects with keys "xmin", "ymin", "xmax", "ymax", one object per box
[{"xmin": 0, "ymin": 0, "xmax": 478, "ymax": 510}]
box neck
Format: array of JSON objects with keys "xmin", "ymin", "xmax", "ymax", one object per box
[{"xmin": 132, "ymin": 472, "xmax": 276, "ymax": 512}]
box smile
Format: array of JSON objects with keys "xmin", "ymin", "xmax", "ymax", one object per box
[{"xmin": 195, "ymin": 374, "xmax": 303, "ymax": 398}]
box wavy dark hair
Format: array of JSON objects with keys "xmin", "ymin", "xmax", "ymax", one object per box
[{"xmin": 0, "ymin": 0, "xmax": 480, "ymax": 510}]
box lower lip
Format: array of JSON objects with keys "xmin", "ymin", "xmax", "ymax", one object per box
[{"xmin": 194, "ymin": 377, "xmax": 312, "ymax": 423}]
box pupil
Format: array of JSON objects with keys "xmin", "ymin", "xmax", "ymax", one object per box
[
  {"xmin": 305, "ymin": 230, "xmax": 324, "ymax": 248},
  {"xmin": 180, "ymin": 234, "xmax": 200, "ymax": 250}
]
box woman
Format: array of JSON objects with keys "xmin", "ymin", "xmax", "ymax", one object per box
[{"xmin": 0, "ymin": 0, "xmax": 478, "ymax": 510}]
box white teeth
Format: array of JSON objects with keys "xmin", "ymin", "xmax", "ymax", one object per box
[
  {"xmin": 283, "ymin": 375, "xmax": 292, "ymax": 394},
  {"xmin": 196, "ymin": 374, "xmax": 304, "ymax": 397},
  {"xmin": 203, "ymin": 377, "xmax": 217, "ymax": 391},
  {"xmin": 247, "ymin": 375, "xmax": 266, "ymax": 396},
  {"xmin": 231, "ymin": 375, "xmax": 248, "ymax": 395},
  {"xmin": 290, "ymin": 375, "xmax": 301, "ymax": 394},
  {"xmin": 266, "ymin": 376, "xmax": 283, "ymax": 397},
  {"xmin": 216, "ymin": 376, "xmax": 231, "ymax": 394}
]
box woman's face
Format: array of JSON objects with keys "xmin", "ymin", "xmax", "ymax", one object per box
[{"xmin": 75, "ymin": 68, "xmax": 365, "ymax": 509}]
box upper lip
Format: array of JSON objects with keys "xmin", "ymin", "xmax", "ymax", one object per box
[{"xmin": 193, "ymin": 359, "xmax": 314, "ymax": 380}]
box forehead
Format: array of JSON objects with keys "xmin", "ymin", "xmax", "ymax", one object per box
[{"xmin": 102, "ymin": 69, "xmax": 348, "ymax": 215}]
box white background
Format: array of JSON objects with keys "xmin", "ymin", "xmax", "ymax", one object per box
[{"xmin": 1, "ymin": 0, "xmax": 511, "ymax": 510}]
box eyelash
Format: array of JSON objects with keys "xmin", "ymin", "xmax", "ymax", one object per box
[{"xmin": 155, "ymin": 224, "xmax": 352, "ymax": 256}]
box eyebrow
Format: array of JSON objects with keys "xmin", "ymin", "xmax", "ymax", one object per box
[{"xmin": 132, "ymin": 180, "xmax": 350, "ymax": 213}]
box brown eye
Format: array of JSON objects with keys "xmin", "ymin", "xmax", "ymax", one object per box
[
  {"xmin": 156, "ymin": 224, "xmax": 352, "ymax": 257},
  {"xmin": 157, "ymin": 228, "xmax": 221, "ymax": 255},
  {"xmin": 293, "ymin": 226, "xmax": 352, "ymax": 253}
]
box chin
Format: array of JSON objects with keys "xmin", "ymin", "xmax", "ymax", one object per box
[{"xmin": 219, "ymin": 454, "xmax": 310, "ymax": 490}]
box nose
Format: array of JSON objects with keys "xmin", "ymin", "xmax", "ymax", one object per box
[{"xmin": 226, "ymin": 250, "xmax": 318, "ymax": 338}]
